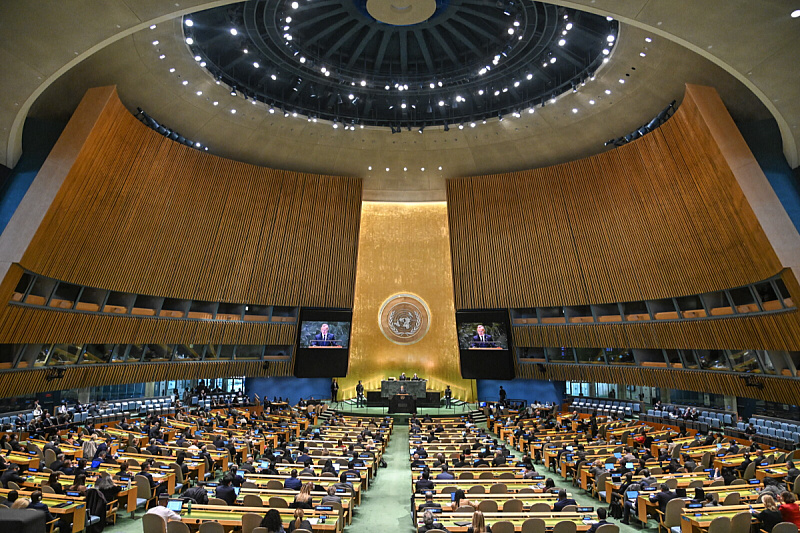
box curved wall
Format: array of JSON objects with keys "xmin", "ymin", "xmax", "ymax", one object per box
[{"xmin": 447, "ymin": 86, "xmax": 783, "ymax": 309}]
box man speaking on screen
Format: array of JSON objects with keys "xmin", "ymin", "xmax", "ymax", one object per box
[
  {"xmin": 470, "ymin": 324, "xmax": 497, "ymax": 348},
  {"xmin": 312, "ymin": 323, "xmax": 336, "ymax": 347}
]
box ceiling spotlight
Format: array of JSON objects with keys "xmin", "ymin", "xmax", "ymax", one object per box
[
  {"xmin": 605, "ymin": 89, "xmax": 612, "ymax": 94},
  {"xmin": 421, "ymin": 167, "xmax": 425, "ymax": 171},
  {"xmin": 479, "ymin": 68, "xmax": 487, "ymax": 75},
  {"xmin": 200, "ymin": 61, "xmax": 206, "ymax": 67},
  {"xmin": 169, "ymin": 67, "xmax": 176, "ymax": 73},
  {"xmin": 271, "ymin": 74, "xmax": 277, "ymax": 80},
  {"xmin": 368, "ymin": 166, "xmax": 372, "ymax": 170},
  {"xmin": 401, "ymin": 102, "xmax": 407, "ymax": 109},
  {"xmin": 195, "ymin": 142, "xmax": 201, "ymax": 147},
  {"xmin": 478, "ymin": 89, "xmax": 484, "ymax": 95},
  {"xmin": 230, "ymin": 109, "xmax": 236, "ymax": 114},
  {"xmin": 360, "ymin": 80, "xmax": 367, "ymax": 86},
  {"xmin": 602, "ymin": 49, "xmax": 610, "ymax": 55},
  {"xmin": 526, "ymin": 73, "xmax": 533, "ymax": 80},
  {"xmin": 291, "ymin": 1, "xmax": 299, "ymax": 8},
  {"xmin": 159, "ymin": 54, "xmax": 165, "ymax": 59},
  {"xmin": 182, "ymin": 80, "xmax": 188, "ymax": 86},
  {"xmin": 619, "ymin": 78, "xmax": 625, "ymax": 84},
  {"xmin": 458, "ymin": 124, "xmax": 464, "ymax": 130},
  {"xmin": 230, "ymin": 28, "xmax": 238, "ymax": 36},
  {"xmin": 645, "ymin": 37, "xmax": 653, "ymax": 42},
  {"xmin": 640, "ymin": 52, "xmax": 647, "ymax": 57},
  {"xmin": 508, "ymin": 28, "xmax": 515, "ymax": 35},
  {"xmin": 184, "ymin": 19, "xmax": 193, "ymax": 27},
  {"xmin": 150, "ymin": 24, "xmax": 157, "ymax": 30},
  {"xmin": 443, "ymin": 123, "xmax": 449, "ymax": 131},
  {"xmin": 253, "ymin": 62, "xmax": 260, "ymax": 68},
  {"xmin": 404, "ymin": 166, "xmax": 408, "ymax": 170},
  {"xmin": 292, "ymin": 112, "xmax": 297, "ymax": 117},
  {"xmin": 514, "ymin": 81, "xmax": 520, "ymax": 87},
  {"xmin": 332, "ymin": 121, "xmax": 339, "ymax": 129},
  {"xmin": 230, "ymin": 88, "xmax": 237, "ymax": 96},
  {"xmin": 527, "ymin": 107, "xmax": 535, "ymax": 114},
  {"xmin": 285, "ymin": 16, "xmax": 292, "ymax": 22},
  {"xmin": 152, "ymin": 40, "xmax": 159, "ymax": 46},
  {"xmin": 437, "ymin": 81, "xmax": 443, "ymax": 87},
  {"xmin": 196, "ymin": 91, "xmax": 202, "ymax": 96},
  {"xmin": 607, "ymin": 35, "xmax": 615, "ymax": 42},
  {"xmin": 438, "ymin": 100, "xmax": 445, "ymax": 107},
  {"xmin": 565, "ymin": 22, "xmax": 573, "ymax": 30},
  {"xmin": 185, "ymin": 37, "xmax": 193, "ymax": 45},
  {"xmin": 589, "ymin": 99, "xmax": 595, "ymax": 105},
  {"xmin": 213, "ymin": 101, "xmax": 219, "ymax": 106},
  {"xmin": 791, "ymin": 9, "xmax": 800, "ymax": 17},
  {"xmin": 243, "ymin": 49, "xmax": 249, "ymax": 54},
  {"xmin": 386, "ymin": 167, "xmax": 390, "ymax": 171},
  {"xmin": 606, "ymin": 16, "xmax": 614, "ymax": 21},
  {"xmin": 550, "ymin": 97, "xmax": 556, "ymax": 104},
  {"xmin": 558, "ymin": 39, "xmax": 566, "ymax": 46},
  {"xmin": 299, "ymin": 56, "xmax": 306, "ymax": 63},
  {"xmin": 550, "ymin": 57, "xmax": 557, "ymax": 64},
  {"xmin": 572, "ymin": 108, "xmax": 578, "ymax": 114},
  {"xmin": 470, "ymin": 122, "xmax": 476, "ymax": 128},
  {"xmin": 385, "ymin": 85, "xmax": 390, "ymax": 90},
  {"xmin": 513, "ymin": 20, "xmax": 520, "ymax": 26},
  {"xmin": 438, "ymin": 166, "xmax": 442, "ymax": 170}
]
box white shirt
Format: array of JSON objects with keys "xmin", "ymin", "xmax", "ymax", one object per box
[{"xmin": 145, "ymin": 505, "xmax": 181, "ymax": 525}]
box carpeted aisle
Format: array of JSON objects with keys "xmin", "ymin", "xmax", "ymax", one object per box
[{"xmin": 348, "ymin": 420, "xmax": 416, "ymax": 533}]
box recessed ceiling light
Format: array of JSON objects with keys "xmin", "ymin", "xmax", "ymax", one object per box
[
  {"xmin": 169, "ymin": 68, "xmax": 176, "ymax": 73},
  {"xmin": 243, "ymin": 49, "xmax": 249, "ymax": 54},
  {"xmin": 185, "ymin": 37, "xmax": 193, "ymax": 45},
  {"xmin": 253, "ymin": 62, "xmax": 260, "ymax": 68},
  {"xmin": 606, "ymin": 16, "xmax": 613, "ymax": 21},
  {"xmin": 230, "ymin": 109, "xmax": 236, "ymax": 114},
  {"xmin": 421, "ymin": 167, "xmax": 425, "ymax": 171},
  {"xmin": 182, "ymin": 80, "xmax": 188, "ymax": 85},
  {"xmin": 558, "ymin": 39, "xmax": 566, "ymax": 46},
  {"xmin": 565, "ymin": 22, "xmax": 573, "ymax": 30},
  {"xmin": 159, "ymin": 54, "xmax": 166, "ymax": 59},
  {"xmin": 150, "ymin": 24, "xmax": 157, "ymax": 30},
  {"xmin": 195, "ymin": 142, "xmax": 201, "ymax": 147},
  {"xmin": 230, "ymin": 28, "xmax": 238, "ymax": 35},
  {"xmin": 438, "ymin": 166, "xmax": 442, "ymax": 170},
  {"xmin": 526, "ymin": 73, "xmax": 533, "ymax": 80},
  {"xmin": 368, "ymin": 166, "xmax": 372, "ymax": 170},
  {"xmin": 605, "ymin": 89, "xmax": 611, "ymax": 94},
  {"xmin": 645, "ymin": 37, "xmax": 652, "ymax": 42},
  {"xmin": 507, "ymin": 28, "xmax": 515, "ymax": 35},
  {"xmin": 194, "ymin": 55, "xmax": 201, "ymax": 61},
  {"xmin": 152, "ymin": 40, "xmax": 159, "ymax": 46},
  {"xmin": 589, "ymin": 99, "xmax": 595, "ymax": 105},
  {"xmin": 291, "ymin": 1, "xmax": 299, "ymax": 8},
  {"xmin": 602, "ymin": 49, "xmax": 610, "ymax": 55},
  {"xmin": 403, "ymin": 167, "xmax": 407, "ymax": 171},
  {"xmin": 792, "ymin": 9, "xmax": 800, "ymax": 17},
  {"xmin": 438, "ymin": 100, "xmax": 445, "ymax": 106},
  {"xmin": 618, "ymin": 79, "xmax": 625, "ymax": 84},
  {"xmin": 550, "ymin": 57, "xmax": 557, "ymax": 64},
  {"xmin": 196, "ymin": 91, "xmax": 203, "ymax": 96},
  {"xmin": 607, "ymin": 35, "xmax": 615, "ymax": 42},
  {"xmin": 640, "ymin": 52, "xmax": 647, "ymax": 57},
  {"xmin": 285, "ymin": 16, "xmax": 292, "ymax": 23},
  {"xmin": 184, "ymin": 19, "xmax": 193, "ymax": 27},
  {"xmin": 271, "ymin": 74, "xmax": 277, "ymax": 81},
  {"xmin": 470, "ymin": 122, "xmax": 476, "ymax": 128},
  {"xmin": 213, "ymin": 101, "xmax": 219, "ymax": 106},
  {"xmin": 385, "ymin": 167, "xmax": 390, "ymax": 172},
  {"xmin": 528, "ymin": 108, "xmax": 534, "ymax": 114},
  {"xmin": 572, "ymin": 108, "xmax": 578, "ymax": 113}
]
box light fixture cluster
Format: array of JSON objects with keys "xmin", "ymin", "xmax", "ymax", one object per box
[
  {"xmin": 180, "ymin": 3, "xmax": 618, "ymax": 133},
  {"xmin": 135, "ymin": 107, "xmax": 209, "ymax": 151}
]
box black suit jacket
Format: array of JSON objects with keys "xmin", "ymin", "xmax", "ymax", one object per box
[
  {"xmin": 650, "ymin": 491, "xmax": 677, "ymax": 513},
  {"xmin": 471, "ymin": 334, "xmax": 496, "ymax": 348},
  {"xmin": 216, "ymin": 485, "xmax": 237, "ymax": 505},
  {"xmin": 312, "ymin": 333, "xmax": 336, "ymax": 346}
]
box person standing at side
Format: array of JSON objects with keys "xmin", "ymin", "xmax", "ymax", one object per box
[
  {"xmin": 356, "ymin": 380, "xmax": 365, "ymax": 408},
  {"xmin": 445, "ymin": 385, "xmax": 452, "ymax": 408},
  {"xmin": 331, "ymin": 379, "xmax": 339, "ymax": 405}
]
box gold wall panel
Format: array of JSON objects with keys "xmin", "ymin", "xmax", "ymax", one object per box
[{"xmin": 341, "ymin": 202, "xmax": 475, "ymax": 401}]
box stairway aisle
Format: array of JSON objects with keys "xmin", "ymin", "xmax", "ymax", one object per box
[{"xmin": 348, "ymin": 421, "xmax": 415, "ymax": 533}]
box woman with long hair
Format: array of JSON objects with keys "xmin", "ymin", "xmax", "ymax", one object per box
[
  {"xmin": 450, "ymin": 489, "xmax": 476, "ymax": 511},
  {"xmin": 287, "ymin": 508, "xmax": 312, "ymax": 533},
  {"xmin": 467, "ymin": 510, "xmax": 491, "ymax": 533},
  {"xmin": 69, "ymin": 473, "xmax": 88, "ymax": 496},
  {"xmin": 757, "ymin": 494, "xmax": 783, "ymax": 532},
  {"xmin": 46, "ymin": 472, "xmax": 63, "ymax": 494},
  {"xmin": 292, "ymin": 482, "xmax": 314, "ymax": 509},
  {"xmin": 95, "ymin": 471, "xmax": 122, "ymax": 504},
  {"xmin": 260, "ymin": 508, "xmax": 285, "ymax": 533}
]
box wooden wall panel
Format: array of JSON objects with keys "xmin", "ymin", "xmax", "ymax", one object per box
[
  {"xmin": 512, "ymin": 309, "xmax": 800, "ymax": 351},
  {"xmin": 447, "ymin": 87, "xmax": 782, "ymax": 309},
  {"xmin": 0, "ymin": 360, "xmax": 291, "ymax": 398},
  {"xmin": 515, "ymin": 362, "xmax": 800, "ymax": 406},
  {"xmin": 16, "ymin": 87, "xmax": 361, "ymax": 308}
]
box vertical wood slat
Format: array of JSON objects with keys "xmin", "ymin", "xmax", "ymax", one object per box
[
  {"xmin": 15, "ymin": 89, "xmax": 362, "ymax": 308},
  {"xmin": 446, "ymin": 88, "xmax": 782, "ymax": 310}
]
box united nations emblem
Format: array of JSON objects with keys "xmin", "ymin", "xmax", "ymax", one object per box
[{"xmin": 379, "ymin": 294, "xmax": 431, "ymax": 345}]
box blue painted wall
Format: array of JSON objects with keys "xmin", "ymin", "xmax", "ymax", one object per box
[
  {"xmin": 476, "ymin": 379, "xmax": 564, "ymax": 406},
  {"xmin": 0, "ymin": 118, "xmax": 66, "ymax": 234},
  {"xmin": 245, "ymin": 376, "xmax": 331, "ymax": 406},
  {"xmin": 737, "ymin": 119, "xmax": 800, "ymax": 233}
]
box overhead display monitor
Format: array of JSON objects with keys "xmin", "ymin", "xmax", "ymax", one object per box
[
  {"xmin": 456, "ymin": 309, "xmax": 515, "ymax": 380},
  {"xmin": 293, "ymin": 308, "xmax": 352, "ymax": 377}
]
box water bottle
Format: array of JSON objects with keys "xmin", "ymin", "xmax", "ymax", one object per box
[{"xmin": 187, "ymin": 501, "xmax": 192, "ymax": 515}]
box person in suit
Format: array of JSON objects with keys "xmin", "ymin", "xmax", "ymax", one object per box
[
  {"xmin": 215, "ymin": 475, "xmax": 237, "ymax": 505},
  {"xmin": 436, "ymin": 465, "xmax": 455, "ymax": 480},
  {"xmin": 0, "ymin": 490, "xmax": 18, "ymax": 507},
  {"xmin": 331, "ymin": 379, "xmax": 339, "ymax": 403},
  {"xmin": 356, "ymin": 380, "xmax": 365, "ymax": 407},
  {"xmin": 399, "ymin": 373, "xmax": 407, "ymax": 381},
  {"xmin": 311, "ymin": 324, "xmax": 336, "ymax": 346},
  {"xmin": 471, "ymin": 325, "xmax": 496, "ymax": 348},
  {"xmin": 415, "ymin": 471, "xmax": 435, "ymax": 493},
  {"xmin": 284, "ymin": 469, "xmax": 302, "ymax": 490},
  {"xmin": 553, "ymin": 489, "xmax": 577, "ymax": 511},
  {"xmin": 587, "ymin": 508, "xmax": 612, "ymax": 533},
  {"xmin": 649, "ymin": 484, "xmax": 677, "ymax": 514},
  {"xmin": 417, "ymin": 491, "xmax": 442, "ymax": 512},
  {"xmin": 444, "ymin": 386, "xmax": 452, "ymax": 408},
  {"xmin": 1, "ymin": 464, "xmax": 25, "ymax": 488},
  {"xmin": 418, "ymin": 510, "xmax": 448, "ymax": 533}
]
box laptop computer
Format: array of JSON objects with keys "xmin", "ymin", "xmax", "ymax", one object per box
[
  {"xmin": 91, "ymin": 459, "xmax": 102, "ymax": 468},
  {"xmin": 167, "ymin": 499, "xmax": 184, "ymax": 513},
  {"xmin": 626, "ymin": 491, "xmax": 639, "ymax": 500}
]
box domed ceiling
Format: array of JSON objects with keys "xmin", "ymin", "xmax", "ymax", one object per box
[{"xmin": 185, "ymin": 0, "xmax": 616, "ymax": 129}]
